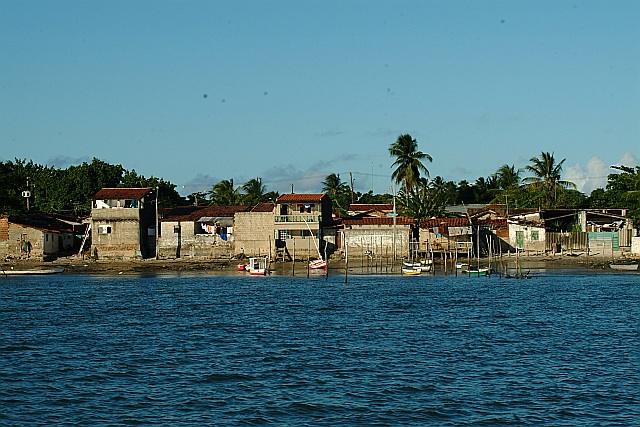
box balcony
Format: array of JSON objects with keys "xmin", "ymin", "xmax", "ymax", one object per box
[{"xmin": 274, "ymin": 215, "xmax": 321, "ymax": 223}]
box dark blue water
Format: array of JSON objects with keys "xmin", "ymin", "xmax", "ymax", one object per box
[{"xmin": 1, "ymin": 272, "xmax": 638, "ymax": 426}]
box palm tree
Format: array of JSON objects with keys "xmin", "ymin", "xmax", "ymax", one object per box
[
  {"xmin": 494, "ymin": 164, "xmax": 522, "ymax": 190},
  {"xmin": 523, "ymin": 152, "xmax": 575, "ymax": 208},
  {"xmin": 242, "ymin": 177, "xmax": 267, "ymax": 206},
  {"xmin": 321, "ymin": 173, "xmax": 350, "ymax": 211},
  {"xmin": 389, "ymin": 134, "xmax": 432, "ymax": 192},
  {"xmin": 210, "ymin": 179, "xmax": 241, "ymax": 206}
]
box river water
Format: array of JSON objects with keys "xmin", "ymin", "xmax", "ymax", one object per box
[{"xmin": 1, "ymin": 272, "xmax": 638, "ymax": 426}]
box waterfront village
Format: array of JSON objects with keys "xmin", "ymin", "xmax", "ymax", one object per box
[{"xmin": 1, "ymin": 186, "xmax": 639, "ymax": 275}]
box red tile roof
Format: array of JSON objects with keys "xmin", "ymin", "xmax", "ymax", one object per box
[
  {"xmin": 93, "ymin": 187, "xmax": 153, "ymax": 200},
  {"xmin": 348, "ymin": 204, "xmax": 393, "ymax": 212},
  {"xmin": 161, "ymin": 205, "xmax": 250, "ymax": 222},
  {"xmin": 276, "ymin": 193, "xmax": 326, "ymax": 203},
  {"xmin": 340, "ymin": 216, "xmax": 414, "ymax": 226},
  {"xmin": 421, "ymin": 218, "xmax": 471, "ymax": 228}
]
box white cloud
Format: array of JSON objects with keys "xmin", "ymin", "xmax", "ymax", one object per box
[
  {"xmin": 565, "ymin": 157, "xmax": 608, "ymax": 195},
  {"xmin": 618, "ymin": 152, "xmax": 638, "ymax": 167}
]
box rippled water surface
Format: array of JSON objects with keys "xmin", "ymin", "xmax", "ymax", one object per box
[{"xmin": 1, "ymin": 272, "xmax": 639, "ymax": 426}]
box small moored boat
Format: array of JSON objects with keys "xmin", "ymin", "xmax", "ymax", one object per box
[
  {"xmin": 1, "ymin": 267, "xmax": 64, "ymax": 276},
  {"xmin": 610, "ymin": 263, "xmax": 638, "ymax": 271},
  {"xmin": 246, "ymin": 257, "xmax": 268, "ymax": 276},
  {"xmin": 309, "ymin": 259, "xmax": 327, "ymax": 269}
]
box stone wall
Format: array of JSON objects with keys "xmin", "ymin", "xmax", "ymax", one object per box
[
  {"xmin": 91, "ymin": 218, "xmax": 142, "ymax": 259},
  {"xmin": 233, "ymin": 212, "xmax": 274, "ymax": 258},
  {"xmin": 342, "ymin": 225, "xmax": 411, "ymax": 259}
]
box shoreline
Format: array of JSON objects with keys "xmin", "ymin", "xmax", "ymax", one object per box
[{"xmin": 2, "ymin": 253, "xmax": 638, "ymax": 276}]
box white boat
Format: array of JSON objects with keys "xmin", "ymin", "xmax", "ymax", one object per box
[
  {"xmin": 610, "ymin": 264, "xmax": 638, "ymax": 271},
  {"xmin": 403, "ymin": 261, "xmax": 421, "ymax": 268},
  {"xmin": 246, "ymin": 257, "xmax": 268, "ymax": 276},
  {"xmin": 418, "ymin": 264, "xmax": 432, "ymax": 272},
  {"xmin": 303, "ymin": 218, "xmax": 327, "ymax": 270},
  {"xmin": 1, "ymin": 267, "xmax": 64, "ymax": 276}
]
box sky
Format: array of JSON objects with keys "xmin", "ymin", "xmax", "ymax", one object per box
[{"xmin": 2, "ymin": 0, "xmax": 639, "ymax": 197}]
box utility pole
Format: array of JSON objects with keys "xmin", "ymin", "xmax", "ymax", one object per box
[{"xmin": 350, "ymin": 172, "xmax": 354, "ymax": 205}]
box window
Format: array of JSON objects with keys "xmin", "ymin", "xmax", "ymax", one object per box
[
  {"xmin": 531, "ymin": 231, "xmax": 539, "ymax": 241},
  {"xmin": 98, "ymin": 225, "xmax": 112, "ymax": 234}
]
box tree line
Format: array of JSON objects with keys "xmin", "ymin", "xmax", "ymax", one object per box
[{"xmin": 1, "ymin": 141, "xmax": 639, "ymax": 228}]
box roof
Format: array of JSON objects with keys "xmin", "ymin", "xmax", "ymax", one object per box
[
  {"xmin": 250, "ymin": 202, "xmax": 275, "ymax": 213},
  {"xmin": 340, "ymin": 216, "xmax": 414, "ymax": 226},
  {"xmin": 348, "ymin": 203, "xmax": 393, "ymax": 212},
  {"xmin": 93, "ymin": 187, "xmax": 153, "ymax": 200},
  {"xmin": 276, "ymin": 193, "xmax": 327, "ymax": 203},
  {"xmin": 8, "ymin": 213, "xmax": 83, "ymax": 234},
  {"xmin": 161, "ymin": 205, "xmax": 250, "ymax": 222},
  {"xmin": 421, "ymin": 217, "xmax": 471, "ymax": 228}
]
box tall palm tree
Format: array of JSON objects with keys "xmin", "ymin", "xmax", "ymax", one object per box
[
  {"xmin": 523, "ymin": 152, "xmax": 575, "ymax": 208},
  {"xmin": 321, "ymin": 173, "xmax": 350, "ymax": 211},
  {"xmin": 210, "ymin": 178, "xmax": 241, "ymax": 206},
  {"xmin": 389, "ymin": 134, "xmax": 432, "ymax": 192},
  {"xmin": 242, "ymin": 177, "xmax": 267, "ymax": 206},
  {"xmin": 494, "ymin": 164, "xmax": 522, "ymax": 190}
]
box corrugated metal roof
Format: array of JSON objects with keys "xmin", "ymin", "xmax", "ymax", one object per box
[
  {"xmin": 276, "ymin": 193, "xmax": 326, "ymax": 203},
  {"xmin": 93, "ymin": 187, "xmax": 153, "ymax": 200}
]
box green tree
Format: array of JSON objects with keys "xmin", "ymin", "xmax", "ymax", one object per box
[
  {"xmin": 494, "ymin": 164, "xmax": 522, "ymax": 190},
  {"xmin": 389, "ymin": 134, "xmax": 432, "ymax": 192},
  {"xmin": 242, "ymin": 178, "xmax": 268, "ymax": 206},
  {"xmin": 210, "ymin": 179, "xmax": 241, "ymax": 206},
  {"xmin": 321, "ymin": 173, "xmax": 350, "ymax": 212},
  {"xmin": 523, "ymin": 151, "xmax": 576, "ymax": 208}
]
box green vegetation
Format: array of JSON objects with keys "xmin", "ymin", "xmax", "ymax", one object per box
[{"xmin": 1, "ymin": 145, "xmax": 638, "ymax": 230}]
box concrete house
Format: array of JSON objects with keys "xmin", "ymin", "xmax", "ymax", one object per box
[
  {"xmin": 0, "ymin": 213, "xmax": 85, "ymax": 260},
  {"xmin": 273, "ymin": 193, "xmax": 333, "ymax": 260},
  {"xmin": 508, "ymin": 211, "xmax": 547, "ymax": 253},
  {"xmin": 233, "ymin": 202, "xmax": 276, "ymax": 258},
  {"xmin": 158, "ymin": 205, "xmax": 250, "ymax": 259},
  {"xmin": 90, "ymin": 187, "xmax": 157, "ymax": 259}
]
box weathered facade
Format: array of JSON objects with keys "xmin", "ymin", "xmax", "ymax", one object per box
[
  {"xmin": 0, "ymin": 213, "xmax": 84, "ymax": 260},
  {"xmin": 90, "ymin": 187, "xmax": 156, "ymax": 259},
  {"xmin": 233, "ymin": 203, "xmax": 275, "ymax": 258},
  {"xmin": 273, "ymin": 193, "xmax": 333, "ymax": 260},
  {"xmin": 339, "ymin": 216, "xmax": 413, "ymax": 259},
  {"xmin": 158, "ymin": 205, "xmax": 250, "ymax": 259}
]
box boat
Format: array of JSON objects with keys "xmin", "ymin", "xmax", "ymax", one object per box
[
  {"xmin": 610, "ymin": 263, "xmax": 639, "ymax": 271},
  {"xmin": 237, "ymin": 263, "xmax": 247, "ymax": 271},
  {"xmin": 1, "ymin": 267, "xmax": 64, "ymax": 276},
  {"xmin": 302, "ymin": 218, "xmax": 327, "ymax": 270},
  {"xmin": 456, "ymin": 262, "xmax": 468, "ymax": 270},
  {"xmin": 402, "ymin": 268, "xmax": 421, "ymax": 275},
  {"xmin": 309, "ymin": 259, "xmax": 327, "ymax": 269},
  {"xmin": 418, "ymin": 263, "xmax": 432, "ymax": 272},
  {"xmin": 463, "ymin": 266, "xmax": 489, "ymax": 276},
  {"xmin": 403, "ymin": 261, "xmax": 421, "ymax": 268},
  {"xmin": 246, "ymin": 257, "xmax": 268, "ymax": 276}
]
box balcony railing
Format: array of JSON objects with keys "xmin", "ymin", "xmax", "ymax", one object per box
[{"xmin": 274, "ymin": 215, "xmax": 321, "ymax": 223}]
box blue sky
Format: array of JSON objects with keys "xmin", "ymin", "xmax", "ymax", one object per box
[{"xmin": 2, "ymin": 1, "xmax": 639, "ymax": 196}]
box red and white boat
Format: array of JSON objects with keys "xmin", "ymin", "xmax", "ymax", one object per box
[
  {"xmin": 246, "ymin": 257, "xmax": 268, "ymax": 276},
  {"xmin": 308, "ymin": 259, "xmax": 327, "ymax": 269}
]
